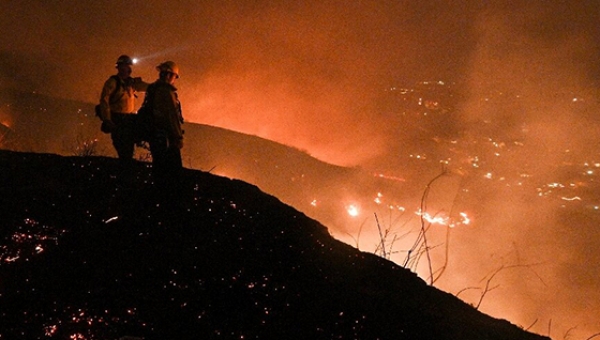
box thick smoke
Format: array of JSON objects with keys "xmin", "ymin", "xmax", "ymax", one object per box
[
  {"xmin": 445, "ymin": 2, "xmax": 600, "ymax": 336},
  {"xmin": 183, "ymin": 1, "xmax": 481, "ymax": 166},
  {"xmin": 1, "ymin": 0, "xmax": 599, "ymax": 337}
]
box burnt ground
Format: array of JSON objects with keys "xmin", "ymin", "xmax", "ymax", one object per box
[{"xmin": 0, "ymin": 150, "xmax": 550, "ymax": 340}]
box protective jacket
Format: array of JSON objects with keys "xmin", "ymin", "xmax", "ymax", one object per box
[
  {"xmin": 98, "ymin": 76, "xmax": 148, "ymax": 121},
  {"xmin": 149, "ymin": 80, "xmax": 183, "ymax": 144}
]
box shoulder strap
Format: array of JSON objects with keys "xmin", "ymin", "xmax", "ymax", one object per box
[
  {"xmin": 108, "ymin": 75, "xmax": 125, "ymax": 105},
  {"xmin": 110, "ymin": 75, "xmax": 122, "ymax": 92}
]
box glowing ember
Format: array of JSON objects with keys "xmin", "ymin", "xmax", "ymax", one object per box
[
  {"xmin": 104, "ymin": 216, "xmax": 119, "ymax": 224},
  {"xmin": 346, "ymin": 205, "xmax": 360, "ymax": 217},
  {"xmin": 374, "ymin": 173, "xmax": 405, "ymax": 182}
]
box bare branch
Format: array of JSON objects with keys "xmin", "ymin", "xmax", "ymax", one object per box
[
  {"xmin": 374, "ymin": 213, "xmax": 387, "ymax": 259},
  {"xmin": 586, "ymin": 333, "xmax": 600, "ymax": 340},
  {"xmin": 525, "ymin": 318, "xmax": 538, "ymax": 331},
  {"xmin": 455, "ymin": 286, "xmax": 481, "ymax": 298},
  {"xmin": 563, "ymin": 326, "xmax": 577, "ymax": 339}
]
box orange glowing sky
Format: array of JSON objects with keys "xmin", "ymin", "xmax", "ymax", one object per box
[
  {"xmin": 2, "ymin": 1, "xmax": 598, "ymax": 167},
  {"xmin": 2, "ymin": 1, "xmax": 600, "ymax": 338}
]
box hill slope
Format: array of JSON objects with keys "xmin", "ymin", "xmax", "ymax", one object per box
[
  {"xmin": 0, "ymin": 150, "xmax": 549, "ymax": 340},
  {"xmin": 0, "ymin": 89, "xmax": 411, "ymax": 236}
]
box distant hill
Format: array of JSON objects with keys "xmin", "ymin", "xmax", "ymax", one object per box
[{"xmin": 0, "ymin": 150, "xmax": 550, "ymax": 339}]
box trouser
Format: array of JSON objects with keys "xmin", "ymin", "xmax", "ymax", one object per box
[
  {"xmin": 110, "ymin": 113, "xmax": 137, "ymax": 160},
  {"xmin": 111, "ymin": 113, "xmax": 137, "ymax": 183},
  {"xmin": 149, "ymin": 131, "xmax": 183, "ymax": 200}
]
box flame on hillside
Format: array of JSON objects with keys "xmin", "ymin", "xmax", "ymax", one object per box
[{"xmin": 417, "ymin": 211, "xmax": 472, "ymax": 228}]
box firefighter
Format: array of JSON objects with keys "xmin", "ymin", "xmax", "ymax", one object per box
[
  {"xmin": 144, "ymin": 61, "xmax": 184, "ymax": 195},
  {"xmin": 98, "ymin": 55, "xmax": 149, "ymax": 182}
]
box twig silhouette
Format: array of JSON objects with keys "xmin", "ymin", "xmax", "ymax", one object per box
[
  {"xmin": 374, "ymin": 213, "xmax": 387, "ymax": 259},
  {"xmin": 344, "ymin": 217, "xmax": 369, "ymax": 250},
  {"xmin": 475, "ymin": 263, "xmax": 547, "ymax": 310},
  {"xmin": 404, "ymin": 168, "xmax": 447, "ymax": 285},
  {"xmin": 562, "ymin": 326, "xmax": 577, "ymax": 340},
  {"xmin": 525, "ymin": 318, "xmax": 538, "ymax": 331}
]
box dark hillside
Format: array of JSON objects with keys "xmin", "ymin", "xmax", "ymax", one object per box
[
  {"xmin": 0, "ymin": 89, "xmax": 411, "ymax": 235},
  {"xmin": 0, "ymin": 150, "xmax": 549, "ymax": 340}
]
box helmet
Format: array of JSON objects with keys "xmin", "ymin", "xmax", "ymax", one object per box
[
  {"xmin": 116, "ymin": 55, "xmax": 134, "ymax": 66},
  {"xmin": 156, "ymin": 61, "xmax": 180, "ymax": 78}
]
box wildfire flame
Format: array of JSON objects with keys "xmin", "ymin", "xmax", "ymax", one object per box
[{"xmin": 417, "ymin": 211, "xmax": 471, "ymax": 228}]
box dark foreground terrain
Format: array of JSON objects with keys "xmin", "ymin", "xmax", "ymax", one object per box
[{"xmin": 0, "ymin": 150, "xmax": 549, "ymax": 340}]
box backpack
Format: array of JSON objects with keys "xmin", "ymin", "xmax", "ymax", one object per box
[{"xmin": 135, "ymin": 83, "xmax": 156, "ymax": 143}]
